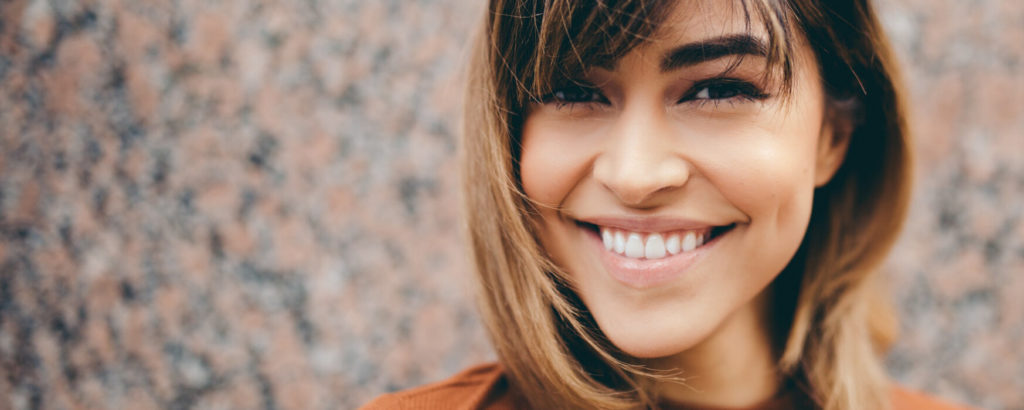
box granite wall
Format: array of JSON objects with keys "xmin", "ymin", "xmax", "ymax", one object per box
[{"xmin": 0, "ymin": 0, "xmax": 1020, "ymax": 409}]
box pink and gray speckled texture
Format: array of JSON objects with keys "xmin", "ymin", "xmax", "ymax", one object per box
[
  {"xmin": 0, "ymin": 0, "xmax": 1019, "ymax": 409},
  {"xmin": 879, "ymin": 1, "xmax": 1024, "ymax": 408}
]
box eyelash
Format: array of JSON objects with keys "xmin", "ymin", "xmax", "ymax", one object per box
[
  {"xmin": 681, "ymin": 78, "xmax": 770, "ymax": 105},
  {"xmin": 541, "ymin": 86, "xmax": 610, "ymax": 109},
  {"xmin": 541, "ymin": 78, "xmax": 769, "ymax": 109}
]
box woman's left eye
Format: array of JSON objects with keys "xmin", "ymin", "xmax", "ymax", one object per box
[{"xmin": 680, "ymin": 78, "xmax": 768, "ymax": 103}]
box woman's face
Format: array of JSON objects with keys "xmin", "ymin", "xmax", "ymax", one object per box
[{"xmin": 520, "ymin": 1, "xmax": 846, "ymax": 359}]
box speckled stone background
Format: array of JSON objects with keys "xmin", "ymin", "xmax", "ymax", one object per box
[{"xmin": 0, "ymin": 0, "xmax": 1020, "ymax": 409}]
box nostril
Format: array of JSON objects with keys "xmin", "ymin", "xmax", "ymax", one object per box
[
  {"xmin": 602, "ymin": 178, "xmax": 687, "ymax": 207},
  {"xmin": 593, "ymin": 153, "xmax": 692, "ymax": 207}
]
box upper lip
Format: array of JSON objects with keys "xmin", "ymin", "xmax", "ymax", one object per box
[{"xmin": 575, "ymin": 215, "xmax": 725, "ymax": 232}]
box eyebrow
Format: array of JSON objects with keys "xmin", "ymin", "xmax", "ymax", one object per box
[{"xmin": 660, "ymin": 34, "xmax": 768, "ymax": 72}]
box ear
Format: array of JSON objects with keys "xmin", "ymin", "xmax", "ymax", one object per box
[{"xmin": 814, "ymin": 102, "xmax": 854, "ymax": 187}]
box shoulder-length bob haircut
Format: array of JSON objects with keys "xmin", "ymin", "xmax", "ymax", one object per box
[{"xmin": 460, "ymin": 0, "xmax": 911, "ymax": 409}]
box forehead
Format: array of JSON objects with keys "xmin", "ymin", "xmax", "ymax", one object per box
[
  {"xmin": 654, "ymin": 0, "xmax": 771, "ymax": 43},
  {"xmin": 517, "ymin": 0, "xmax": 809, "ymax": 100},
  {"xmin": 598, "ymin": 0, "xmax": 775, "ymax": 72}
]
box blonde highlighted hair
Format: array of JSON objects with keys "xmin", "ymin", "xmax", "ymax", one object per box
[{"xmin": 460, "ymin": 1, "xmax": 911, "ymax": 408}]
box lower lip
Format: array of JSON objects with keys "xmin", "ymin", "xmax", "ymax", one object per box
[{"xmin": 582, "ymin": 226, "xmax": 726, "ymax": 289}]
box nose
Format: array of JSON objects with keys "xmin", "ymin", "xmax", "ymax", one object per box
[{"xmin": 592, "ymin": 109, "xmax": 690, "ymax": 207}]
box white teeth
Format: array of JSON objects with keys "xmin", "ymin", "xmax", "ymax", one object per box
[
  {"xmin": 625, "ymin": 233, "xmax": 644, "ymax": 258},
  {"xmin": 682, "ymin": 231, "xmax": 697, "ymax": 252},
  {"xmin": 644, "ymin": 233, "xmax": 666, "ymax": 259},
  {"xmin": 666, "ymin": 234, "xmax": 681, "ymax": 255},
  {"xmin": 598, "ymin": 227, "xmax": 710, "ymax": 260}
]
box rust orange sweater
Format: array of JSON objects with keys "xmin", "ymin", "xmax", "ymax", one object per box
[{"xmin": 361, "ymin": 363, "xmax": 971, "ymax": 410}]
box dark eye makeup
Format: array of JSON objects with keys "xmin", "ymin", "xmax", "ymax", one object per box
[
  {"xmin": 679, "ymin": 78, "xmax": 770, "ymax": 103},
  {"xmin": 539, "ymin": 84, "xmax": 610, "ymax": 108},
  {"xmin": 539, "ymin": 77, "xmax": 769, "ymax": 109}
]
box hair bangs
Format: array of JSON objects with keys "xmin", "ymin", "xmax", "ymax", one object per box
[
  {"xmin": 498, "ymin": 0, "xmax": 804, "ymax": 114},
  {"xmin": 515, "ymin": 1, "xmax": 674, "ymax": 104}
]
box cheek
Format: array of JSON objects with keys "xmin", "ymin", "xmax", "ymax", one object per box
[
  {"xmin": 519, "ymin": 116, "xmax": 600, "ymax": 207},
  {"xmin": 702, "ymin": 125, "xmax": 822, "ymax": 297},
  {"xmin": 716, "ymin": 138, "xmax": 817, "ymax": 224},
  {"xmin": 691, "ymin": 102, "xmax": 823, "ymax": 230}
]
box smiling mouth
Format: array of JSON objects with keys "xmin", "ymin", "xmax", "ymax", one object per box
[{"xmin": 576, "ymin": 222, "xmax": 735, "ymax": 260}]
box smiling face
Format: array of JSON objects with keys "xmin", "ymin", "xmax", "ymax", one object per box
[{"xmin": 519, "ymin": 1, "xmax": 847, "ymax": 360}]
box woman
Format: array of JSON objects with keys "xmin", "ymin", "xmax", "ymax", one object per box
[{"xmin": 366, "ymin": 0, "xmax": 965, "ymax": 408}]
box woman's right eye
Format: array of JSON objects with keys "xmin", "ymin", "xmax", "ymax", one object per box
[{"xmin": 541, "ymin": 85, "xmax": 609, "ymax": 107}]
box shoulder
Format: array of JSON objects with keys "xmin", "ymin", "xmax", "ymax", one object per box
[
  {"xmin": 360, "ymin": 363, "xmax": 523, "ymax": 410},
  {"xmin": 890, "ymin": 385, "xmax": 975, "ymax": 410}
]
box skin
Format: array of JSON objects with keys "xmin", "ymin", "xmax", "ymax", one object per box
[{"xmin": 519, "ymin": 1, "xmax": 849, "ymax": 407}]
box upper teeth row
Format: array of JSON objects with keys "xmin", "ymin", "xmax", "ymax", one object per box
[{"xmin": 601, "ymin": 228, "xmax": 707, "ymax": 260}]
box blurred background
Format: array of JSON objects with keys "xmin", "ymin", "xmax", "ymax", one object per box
[{"xmin": 0, "ymin": 0, "xmax": 1020, "ymax": 409}]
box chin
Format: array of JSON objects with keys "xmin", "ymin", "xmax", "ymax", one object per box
[
  {"xmin": 587, "ymin": 296, "xmax": 726, "ymax": 359},
  {"xmin": 611, "ymin": 332, "xmax": 709, "ymax": 359}
]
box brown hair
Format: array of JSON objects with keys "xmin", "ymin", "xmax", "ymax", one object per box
[{"xmin": 460, "ymin": 1, "xmax": 911, "ymax": 408}]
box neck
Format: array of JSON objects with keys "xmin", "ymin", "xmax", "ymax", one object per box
[{"xmin": 642, "ymin": 290, "xmax": 782, "ymax": 408}]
